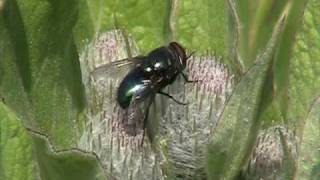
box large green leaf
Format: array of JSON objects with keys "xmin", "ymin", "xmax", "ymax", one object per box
[
  {"xmin": 289, "ymin": 0, "xmax": 320, "ymax": 133},
  {"xmin": 0, "ymin": 103, "xmax": 36, "ymax": 180},
  {"xmin": 291, "ymin": 0, "xmax": 320, "ymax": 178},
  {"xmin": 1, "ymin": 0, "xmax": 86, "ymax": 147},
  {"xmin": 0, "ymin": 0, "xmax": 95, "ymax": 178},
  {"xmin": 0, "ymin": 102, "xmax": 105, "ymax": 179},
  {"xmin": 207, "ymin": 0, "xmax": 318, "ymax": 179},
  {"xmin": 207, "ymin": 17, "xmax": 285, "ymax": 179},
  {"xmin": 29, "ymin": 129, "xmax": 105, "ymax": 180},
  {"xmin": 297, "ymin": 97, "xmax": 320, "ymax": 179},
  {"xmin": 73, "ymin": 0, "xmax": 226, "ymax": 55}
]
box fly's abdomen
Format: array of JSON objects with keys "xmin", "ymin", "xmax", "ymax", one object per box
[{"xmin": 117, "ymin": 69, "xmax": 150, "ymax": 109}]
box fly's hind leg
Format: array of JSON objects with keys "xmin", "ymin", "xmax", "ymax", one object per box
[
  {"xmin": 158, "ymin": 91, "xmax": 188, "ymax": 105},
  {"xmin": 140, "ymin": 96, "xmax": 154, "ymax": 146}
]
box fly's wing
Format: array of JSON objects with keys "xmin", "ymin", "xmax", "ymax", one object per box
[
  {"xmin": 121, "ymin": 96, "xmax": 150, "ymax": 136},
  {"xmin": 90, "ymin": 56, "xmax": 145, "ymax": 80},
  {"xmin": 91, "ymin": 55, "xmax": 153, "ymax": 139},
  {"xmin": 89, "ymin": 56, "xmax": 147, "ymax": 139},
  {"xmin": 117, "ymin": 83, "xmax": 155, "ymax": 137}
]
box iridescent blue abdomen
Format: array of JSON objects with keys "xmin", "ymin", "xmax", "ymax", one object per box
[{"xmin": 117, "ymin": 68, "xmax": 150, "ymax": 109}]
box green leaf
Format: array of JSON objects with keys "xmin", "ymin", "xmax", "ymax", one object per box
[
  {"xmin": 271, "ymin": 0, "xmax": 309, "ymax": 122},
  {"xmin": 1, "ymin": 0, "xmax": 86, "ymax": 147},
  {"xmin": 0, "ymin": 103, "xmax": 36, "ymax": 180},
  {"xmin": 297, "ymin": 97, "xmax": 320, "ymax": 179},
  {"xmin": 1, "ymin": 1, "xmax": 105, "ymax": 179},
  {"xmin": 73, "ymin": 0, "xmax": 226, "ymax": 55},
  {"xmin": 289, "ymin": 0, "xmax": 320, "ymax": 133},
  {"xmin": 29, "ymin": 129, "xmax": 106, "ymax": 180},
  {"xmin": 175, "ymin": 0, "xmax": 226, "ymax": 55},
  {"xmin": 291, "ymin": 0, "xmax": 320, "ymax": 178},
  {"xmin": 207, "ymin": 18, "xmax": 285, "ymax": 179}
]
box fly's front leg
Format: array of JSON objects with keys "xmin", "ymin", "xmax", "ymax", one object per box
[{"xmin": 158, "ymin": 91, "xmax": 188, "ymax": 105}]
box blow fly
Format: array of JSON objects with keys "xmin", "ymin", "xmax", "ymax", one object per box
[{"xmin": 91, "ymin": 42, "xmax": 194, "ymax": 142}]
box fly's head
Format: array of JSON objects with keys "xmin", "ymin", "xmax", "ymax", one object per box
[{"xmin": 168, "ymin": 42, "xmax": 189, "ymax": 69}]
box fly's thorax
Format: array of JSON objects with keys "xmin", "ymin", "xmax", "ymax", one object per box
[
  {"xmin": 147, "ymin": 47, "xmax": 172, "ymax": 70},
  {"xmin": 151, "ymin": 48, "xmax": 184, "ymax": 73}
]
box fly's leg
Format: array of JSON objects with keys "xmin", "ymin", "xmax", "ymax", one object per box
[
  {"xmin": 140, "ymin": 96, "xmax": 154, "ymax": 146},
  {"xmin": 181, "ymin": 72, "xmax": 198, "ymax": 83},
  {"xmin": 140, "ymin": 112, "xmax": 148, "ymax": 146},
  {"xmin": 158, "ymin": 91, "xmax": 188, "ymax": 105}
]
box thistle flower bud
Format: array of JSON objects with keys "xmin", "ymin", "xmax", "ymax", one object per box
[
  {"xmin": 245, "ymin": 126, "xmax": 298, "ymax": 180},
  {"xmin": 79, "ymin": 30, "xmax": 234, "ymax": 179}
]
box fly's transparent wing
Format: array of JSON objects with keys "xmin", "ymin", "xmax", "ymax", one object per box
[
  {"xmin": 90, "ymin": 56, "xmax": 145, "ymax": 80},
  {"xmin": 113, "ymin": 84, "xmax": 155, "ymax": 138},
  {"xmin": 122, "ymin": 97, "xmax": 147, "ymax": 136}
]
